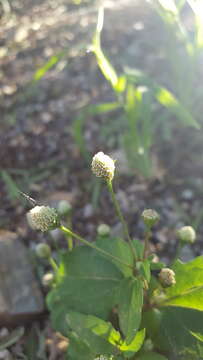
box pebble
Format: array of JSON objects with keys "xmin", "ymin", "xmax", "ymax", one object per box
[
  {"xmin": 0, "ymin": 350, "xmax": 12, "ymax": 360},
  {"xmin": 181, "ymin": 189, "xmax": 194, "ymax": 201}
]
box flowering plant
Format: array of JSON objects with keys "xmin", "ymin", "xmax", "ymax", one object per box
[{"xmin": 27, "ymin": 152, "xmax": 203, "ymax": 360}]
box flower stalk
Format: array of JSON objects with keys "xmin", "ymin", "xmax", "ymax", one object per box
[
  {"xmin": 106, "ymin": 180, "xmax": 137, "ymax": 261},
  {"xmin": 60, "ymin": 225, "xmax": 133, "ymax": 269}
]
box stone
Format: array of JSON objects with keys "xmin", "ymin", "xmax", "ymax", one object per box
[{"xmin": 0, "ymin": 231, "xmax": 44, "ymax": 325}]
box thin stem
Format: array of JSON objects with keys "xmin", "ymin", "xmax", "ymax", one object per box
[
  {"xmin": 66, "ymin": 215, "xmax": 73, "ymax": 251},
  {"xmin": 107, "ymin": 180, "xmax": 137, "ymax": 261},
  {"xmin": 144, "ymin": 228, "xmax": 151, "ymax": 259},
  {"xmin": 60, "ymin": 225, "xmax": 133, "ymax": 269},
  {"xmin": 49, "ymin": 257, "xmax": 58, "ymax": 272},
  {"xmin": 171, "ymin": 241, "xmax": 184, "ymax": 266}
]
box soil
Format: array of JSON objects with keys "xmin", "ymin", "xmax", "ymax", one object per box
[{"xmin": 0, "ymin": 0, "xmax": 203, "ymax": 358}]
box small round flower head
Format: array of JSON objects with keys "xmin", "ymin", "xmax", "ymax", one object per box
[
  {"xmin": 141, "ymin": 209, "xmax": 160, "ymax": 228},
  {"xmin": 159, "ymin": 268, "xmax": 176, "ymax": 288},
  {"xmin": 42, "ymin": 272, "xmax": 54, "ymax": 287},
  {"xmin": 97, "ymin": 223, "xmax": 110, "ymax": 237},
  {"xmin": 57, "ymin": 200, "xmax": 72, "ymax": 216},
  {"xmin": 91, "ymin": 152, "xmax": 115, "ymax": 181},
  {"xmin": 35, "ymin": 243, "xmax": 51, "ymax": 259},
  {"xmin": 27, "ymin": 205, "xmax": 60, "ymax": 232},
  {"xmin": 177, "ymin": 226, "xmax": 196, "ymax": 244}
]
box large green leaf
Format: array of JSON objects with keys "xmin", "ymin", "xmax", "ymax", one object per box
[
  {"xmin": 121, "ymin": 328, "xmax": 146, "ymax": 358},
  {"xmin": 66, "ymin": 311, "xmax": 145, "ymax": 359},
  {"xmin": 96, "ymin": 237, "xmax": 134, "ymax": 277},
  {"xmin": 124, "ymin": 67, "xmax": 200, "ymax": 129},
  {"xmin": 161, "ymin": 257, "xmax": 203, "ymax": 310},
  {"xmin": 136, "ymin": 352, "xmax": 168, "ymax": 360},
  {"xmin": 47, "ymin": 245, "xmax": 124, "ymax": 327},
  {"xmin": 66, "ymin": 312, "xmax": 119, "ymax": 357},
  {"xmin": 67, "ymin": 331, "xmax": 95, "ymax": 360},
  {"xmin": 149, "ymin": 306, "xmax": 203, "ymax": 354},
  {"xmin": 118, "ymin": 278, "xmax": 143, "ymax": 344}
]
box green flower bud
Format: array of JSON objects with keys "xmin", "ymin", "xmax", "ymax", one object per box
[
  {"xmin": 42, "ymin": 272, "xmax": 54, "ymax": 287},
  {"xmin": 35, "ymin": 243, "xmax": 51, "ymax": 259},
  {"xmin": 141, "ymin": 209, "xmax": 160, "ymax": 228},
  {"xmin": 57, "ymin": 200, "xmax": 72, "ymax": 216},
  {"xmin": 143, "ymin": 339, "xmax": 154, "ymax": 352},
  {"xmin": 27, "ymin": 205, "xmax": 60, "ymax": 232},
  {"xmin": 91, "ymin": 152, "xmax": 115, "ymax": 181},
  {"xmin": 159, "ymin": 268, "xmax": 176, "ymax": 288},
  {"xmin": 97, "ymin": 223, "xmax": 110, "ymax": 236},
  {"xmin": 177, "ymin": 226, "xmax": 196, "ymax": 244}
]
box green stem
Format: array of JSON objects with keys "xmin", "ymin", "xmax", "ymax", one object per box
[
  {"xmin": 144, "ymin": 228, "xmax": 151, "ymax": 259},
  {"xmin": 66, "ymin": 215, "xmax": 73, "ymax": 251},
  {"xmin": 49, "ymin": 257, "xmax": 58, "ymax": 272},
  {"xmin": 60, "ymin": 225, "xmax": 133, "ymax": 269},
  {"xmin": 171, "ymin": 241, "xmax": 184, "ymax": 266},
  {"xmin": 107, "ymin": 180, "xmax": 137, "ymax": 261}
]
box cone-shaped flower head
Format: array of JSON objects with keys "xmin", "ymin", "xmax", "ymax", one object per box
[
  {"xmin": 177, "ymin": 226, "xmax": 196, "ymax": 244},
  {"xmin": 159, "ymin": 268, "xmax": 176, "ymax": 288},
  {"xmin": 35, "ymin": 243, "xmax": 51, "ymax": 259},
  {"xmin": 141, "ymin": 209, "xmax": 160, "ymax": 228},
  {"xmin": 27, "ymin": 205, "xmax": 60, "ymax": 232},
  {"xmin": 97, "ymin": 223, "xmax": 110, "ymax": 236},
  {"xmin": 91, "ymin": 152, "xmax": 115, "ymax": 181}
]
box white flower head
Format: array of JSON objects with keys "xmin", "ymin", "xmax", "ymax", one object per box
[
  {"xmin": 91, "ymin": 152, "xmax": 115, "ymax": 181},
  {"xmin": 177, "ymin": 226, "xmax": 196, "ymax": 244},
  {"xmin": 159, "ymin": 268, "xmax": 176, "ymax": 288},
  {"xmin": 27, "ymin": 205, "xmax": 60, "ymax": 232}
]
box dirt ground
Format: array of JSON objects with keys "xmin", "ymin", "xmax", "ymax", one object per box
[{"xmin": 1, "ymin": 0, "xmax": 203, "ymax": 357}]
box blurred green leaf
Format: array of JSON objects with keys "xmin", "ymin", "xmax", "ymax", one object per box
[
  {"xmin": 0, "ymin": 327, "xmax": 24, "ymax": 350},
  {"xmin": 34, "ymin": 52, "xmax": 65, "ymax": 81},
  {"xmin": 118, "ymin": 278, "xmax": 143, "ymax": 344},
  {"xmin": 1, "ymin": 170, "xmax": 20, "ymax": 201},
  {"xmin": 152, "ymin": 307, "xmax": 203, "ymax": 353},
  {"xmin": 93, "ymin": 8, "xmax": 119, "ymax": 90},
  {"xmin": 190, "ymin": 331, "xmax": 203, "ymax": 342},
  {"xmin": 136, "ymin": 352, "xmax": 168, "ymax": 360}
]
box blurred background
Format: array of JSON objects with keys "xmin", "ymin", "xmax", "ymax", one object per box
[{"xmin": 1, "ymin": 0, "xmax": 203, "ymax": 357}]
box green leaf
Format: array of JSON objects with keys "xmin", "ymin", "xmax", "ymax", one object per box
[
  {"xmin": 132, "ymin": 239, "xmax": 144, "ymax": 259},
  {"xmin": 120, "ymin": 328, "xmax": 146, "ymax": 357},
  {"xmin": 96, "ymin": 237, "xmax": 134, "ymax": 277},
  {"xmin": 47, "ymin": 245, "xmax": 124, "ymax": 331},
  {"xmin": 151, "ymin": 307, "xmax": 203, "ymax": 353},
  {"xmin": 136, "ymin": 352, "xmax": 168, "ymax": 360},
  {"xmin": 154, "ymin": 86, "xmax": 200, "ymax": 129},
  {"xmin": 34, "ymin": 52, "xmax": 65, "ymax": 81},
  {"xmin": 124, "ymin": 67, "xmax": 200, "ymax": 129},
  {"xmin": 162, "ymin": 258, "xmax": 203, "ymax": 310},
  {"xmin": 66, "ymin": 312, "xmax": 119, "ymax": 356},
  {"xmin": 68, "ymin": 331, "xmax": 95, "ymax": 360},
  {"xmin": 118, "ymin": 278, "xmax": 143, "ymax": 344},
  {"xmin": 140, "ymin": 259, "xmax": 151, "ymax": 283},
  {"xmin": 190, "ymin": 331, "xmax": 203, "ymax": 342}
]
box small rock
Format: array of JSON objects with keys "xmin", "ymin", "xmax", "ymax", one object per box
[
  {"xmin": 0, "ymin": 231, "xmax": 44, "ymax": 325},
  {"xmin": 0, "ymin": 327, "xmax": 9, "ymax": 338},
  {"xmin": 0, "ymin": 350, "xmax": 12, "ymax": 360},
  {"xmin": 181, "ymin": 189, "xmax": 194, "ymax": 201},
  {"xmin": 83, "ymin": 204, "xmax": 93, "ymax": 218}
]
